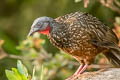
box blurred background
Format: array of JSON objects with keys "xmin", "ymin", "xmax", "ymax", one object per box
[{"xmin": 0, "ymin": 0, "xmax": 120, "ymax": 80}]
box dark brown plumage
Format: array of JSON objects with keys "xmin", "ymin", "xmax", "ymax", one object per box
[{"xmin": 28, "ymin": 12, "xmax": 120, "ymax": 79}]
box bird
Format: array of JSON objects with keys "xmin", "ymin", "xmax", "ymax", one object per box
[{"xmin": 28, "ymin": 12, "xmax": 120, "ymax": 79}]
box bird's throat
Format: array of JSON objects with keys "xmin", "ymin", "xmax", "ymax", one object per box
[{"xmin": 39, "ymin": 26, "xmax": 50, "ymax": 35}]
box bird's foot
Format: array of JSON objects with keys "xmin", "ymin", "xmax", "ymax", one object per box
[{"xmin": 65, "ymin": 64, "xmax": 88, "ymax": 80}]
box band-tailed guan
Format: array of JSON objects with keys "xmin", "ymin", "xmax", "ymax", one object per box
[{"xmin": 28, "ymin": 12, "xmax": 120, "ymax": 79}]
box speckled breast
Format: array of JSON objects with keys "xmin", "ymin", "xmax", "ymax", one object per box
[{"xmin": 48, "ymin": 26, "xmax": 101, "ymax": 58}]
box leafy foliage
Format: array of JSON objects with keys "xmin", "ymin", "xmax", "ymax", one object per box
[
  {"xmin": 5, "ymin": 60, "xmax": 31, "ymax": 80},
  {"xmin": 1, "ymin": 32, "xmax": 75, "ymax": 80}
]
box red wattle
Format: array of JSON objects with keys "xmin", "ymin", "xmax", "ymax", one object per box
[{"xmin": 39, "ymin": 26, "xmax": 50, "ymax": 35}]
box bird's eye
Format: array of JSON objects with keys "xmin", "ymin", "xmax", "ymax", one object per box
[{"xmin": 37, "ymin": 22, "xmax": 41, "ymax": 26}]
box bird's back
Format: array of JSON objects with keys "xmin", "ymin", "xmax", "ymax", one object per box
[{"xmin": 55, "ymin": 12, "xmax": 118, "ymax": 44}]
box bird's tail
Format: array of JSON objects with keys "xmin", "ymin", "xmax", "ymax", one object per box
[{"xmin": 103, "ymin": 48, "xmax": 120, "ymax": 67}]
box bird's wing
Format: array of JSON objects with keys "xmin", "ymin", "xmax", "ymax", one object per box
[
  {"xmin": 89, "ymin": 39, "xmax": 119, "ymax": 50},
  {"xmin": 78, "ymin": 13, "xmax": 119, "ymax": 49}
]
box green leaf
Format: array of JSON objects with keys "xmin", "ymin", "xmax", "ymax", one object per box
[
  {"xmin": 31, "ymin": 67, "xmax": 36, "ymax": 80},
  {"xmin": 17, "ymin": 60, "xmax": 28, "ymax": 78},
  {"xmin": 12, "ymin": 68, "xmax": 22, "ymax": 80},
  {"xmin": 21, "ymin": 75, "xmax": 28, "ymax": 80},
  {"xmin": 5, "ymin": 70, "xmax": 18, "ymax": 80},
  {"xmin": 40, "ymin": 65, "xmax": 44, "ymax": 80}
]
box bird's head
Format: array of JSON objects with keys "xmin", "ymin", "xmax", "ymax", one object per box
[{"xmin": 28, "ymin": 16, "xmax": 54, "ymax": 37}]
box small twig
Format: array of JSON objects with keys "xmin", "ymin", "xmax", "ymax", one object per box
[
  {"xmin": 88, "ymin": 64, "xmax": 112, "ymax": 69},
  {"xmin": 84, "ymin": 0, "xmax": 89, "ymax": 8},
  {"xmin": 0, "ymin": 40, "xmax": 8, "ymax": 59},
  {"xmin": 0, "ymin": 50, "xmax": 7, "ymax": 59},
  {"xmin": 114, "ymin": 0, "xmax": 120, "ymax": 7},
  {"xmin": 0, "ymin": 49, "xmax": 23, "ymax": 60},
  {"xmin": 0, "ymin": 48, "xmax": 23, "ymax": 60},
  {"xmin": 7, "ymin": 54, "xmax": 23, "ymax": 59},
  {"xmin": 100, "ymin": 0, "xmax": 120, "ymax": 14}
]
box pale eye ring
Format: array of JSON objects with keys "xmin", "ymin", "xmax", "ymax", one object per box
[{"xmin": 37, "ymin": 22, "xmax": 41, "ymax": 26}]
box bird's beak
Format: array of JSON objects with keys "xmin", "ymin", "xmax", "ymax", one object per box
[
  {"xmin": 27, "ymin": 28, "xmax": 40, "ymax": 37},
  {"xmin": 28, "ymin": 29, "xmax": 33, "ymax": 37}
]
